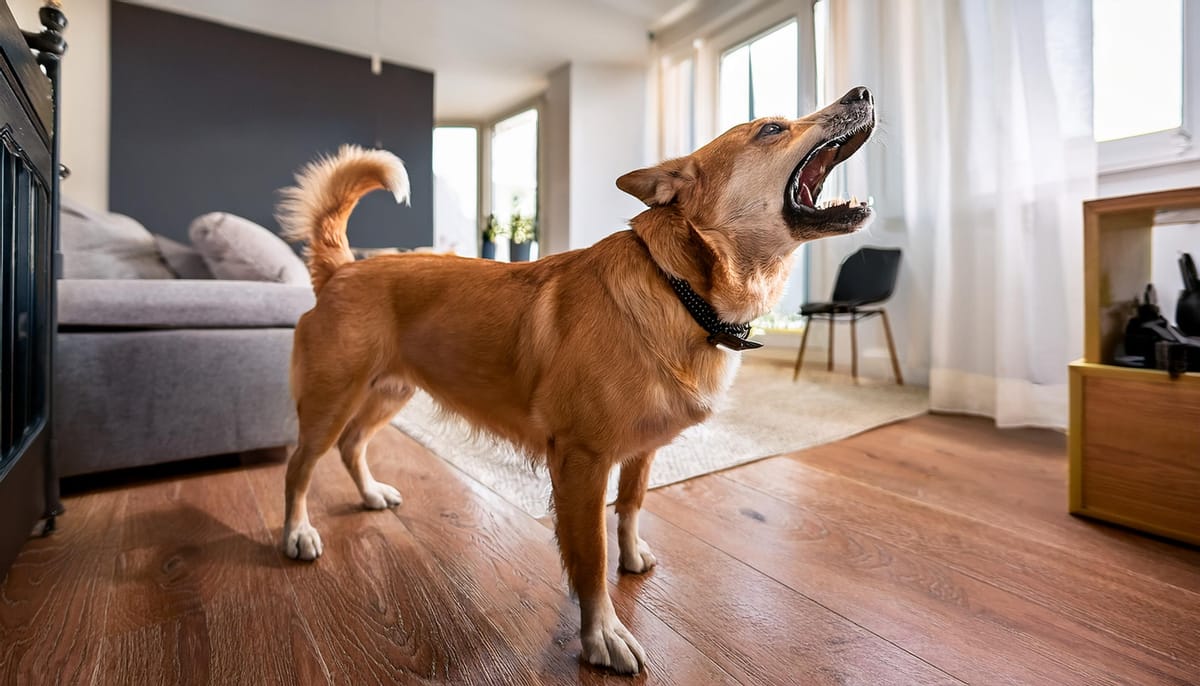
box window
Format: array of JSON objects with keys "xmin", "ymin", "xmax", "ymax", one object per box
[
  {"xmin": 490, "ymin": 108, "xmax": 539, "ymax": 257},
  {"xmin": 718, "ymin": 20, "xmax": 799, "ymax": 130},
  {"xmin": 432, "ymin": 127, "xmax": 478, "ymax": 257},
  {"xmin": 1093, "ymin": 0, "xmax": 1197, "ymax": 172},
  {"xmin": 1093, "ymin": 0, "xmax": 1182, "ymax": 141}
]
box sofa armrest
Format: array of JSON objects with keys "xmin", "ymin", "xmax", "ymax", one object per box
[{"xmin": 58, "ymin": 278, "xmax": 315, "ymax": 329}]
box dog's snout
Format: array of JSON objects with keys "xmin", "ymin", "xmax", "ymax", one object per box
[{"xmin": 839, "ymin": 86, "xmax": 872, "ymax": 105}]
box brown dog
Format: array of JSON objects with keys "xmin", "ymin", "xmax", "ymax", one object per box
[{"xmin": 277, "ymin": 87, "xmax": 876, "ymax": 674}]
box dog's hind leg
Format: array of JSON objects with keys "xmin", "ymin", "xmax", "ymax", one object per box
[
  {"xmin": 614, "ymin": 450, "xmax": 657, "ymax": 574},
  {"xmin": 283, "ymin": 386, "xmax": 365, "ymax": 561},
  {"xmin": 337, "ymin": 382, "xmax": 414, "ymax": 510},
  {"xmin": 548, "ymin": 445, "xmax": 646, "ymax": 674}
]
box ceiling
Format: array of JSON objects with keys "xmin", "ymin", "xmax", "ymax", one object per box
[{"xmin": 126, "ymin": 0, "xmax": 693, "ymax": 122}]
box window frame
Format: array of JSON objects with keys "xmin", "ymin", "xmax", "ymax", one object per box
[
  {"xmin": 483, "ymin": 101, "xmax": 542, "ymax": 255},
  {"xmin": 1097, "ymin": 0, "xmax": 1200, "ymax": 174}
]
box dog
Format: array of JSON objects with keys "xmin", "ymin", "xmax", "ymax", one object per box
[{"xmin": 277, "ymin": 86, "xmax": 876, "ymax": 674}]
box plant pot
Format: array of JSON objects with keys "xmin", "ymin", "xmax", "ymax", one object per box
[
  {"xmin": 511, "ymin": 241, "xmax": 532, "ymax": 262},
  {"xmin": 481, "ymin": 239, "xmax": 496, "ymax": 260}
]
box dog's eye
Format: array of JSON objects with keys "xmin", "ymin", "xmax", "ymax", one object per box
[{"xmin": 757, "ymin": 122, "xmax": 784, "ymax": 138}]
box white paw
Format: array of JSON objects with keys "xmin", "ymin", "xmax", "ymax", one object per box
[
  {"xmin": 361, "ymin": 481, "xmax": 402, "ymax": 510},
  {"xmin": 581, "ymin": 617, "xmax": 646, "ymax": 674},
  {"xmin": 619, "ymin": 538, "xmax": 658, "ymax": 574},
  {"xmin": 283, "ymin": 523, "xmax": 323, "ymax": 561}
]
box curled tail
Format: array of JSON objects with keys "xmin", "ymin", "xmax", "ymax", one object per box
[{"xmin": 277, "ymin": 145, "xmax": 410, "ymax": 294}]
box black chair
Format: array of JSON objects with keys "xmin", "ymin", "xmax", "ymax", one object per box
[{"xmin": 793, "ymin": 247, "xmax": 903, "ymax": 384}]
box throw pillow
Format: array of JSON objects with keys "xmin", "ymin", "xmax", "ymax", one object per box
[
  {"xmin": 60, "ymin": 196, "xmax": 175, "ymax": 279},
  {"xmin": 154, "ymin": 234, "xmax": 214, "ymax": 279},
  {"xmin": 189, "ymin": 212, "xmax": 308, "ymax": 284}
]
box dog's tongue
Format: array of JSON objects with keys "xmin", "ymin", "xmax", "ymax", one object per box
[{"xmin": 797, "ymin": 146, "xmax": 838, "ymax": 207}]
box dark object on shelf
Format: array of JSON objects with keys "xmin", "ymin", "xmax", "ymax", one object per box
[
  {"xmin": 1177, "ymin": 252, "xmax": 1200, "ymax": 336},
  {"xmin": 0, "ymin": 0, "xmax": 66, "ymax": 583},
  {"xmin": 1122, "ymin": 284, "xmax": 1200, "ymax": 376},
  {"xmin": 793, "ymin": 246, "xmax": 903, "ymax": 385}
]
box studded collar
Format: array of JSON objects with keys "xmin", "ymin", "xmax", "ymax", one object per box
[{"xmin": 663, "ymin": 275, "xmax": 763, "ymax": 351}]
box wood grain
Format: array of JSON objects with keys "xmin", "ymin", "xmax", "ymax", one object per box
[
  {"xmin": 647, "ymin": 470, "xmax": 1195, "ymax": 685},
  {"xmin": 725, "ymin": 457, "xmax": 1200, "ymax": 681},
  {"xmin": 600, "ymin": 509, "xmax": 962, "ymax": 685},
  {"xmin": 0, "ymin": 488, "xmax": 123, "ymax": 685},
  {"xmin": 364, "ymin": 427, "xmax": 738, "ymax": 686},
  {"xmin": 3, "ymin": 413, "xmax": 1199, "ymax": 686},
  {"xmin": 98, "ymin": 467, "xmax": 328, "ymax": 685},
  {"xmin": 244, "ymin": 454, "xmax": 540, "ymax": 686},
  {"xmin": 791, "ymin": 414, "xmax": 1200, "ymax": 592}
]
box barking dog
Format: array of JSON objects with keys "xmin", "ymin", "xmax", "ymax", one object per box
[{"xmin": 277, "ymin": 87, "xmax": 876, "ymax": 674}]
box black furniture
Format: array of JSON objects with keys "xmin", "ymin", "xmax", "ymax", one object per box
[
  {"xmin": 0, "ymin": 0, "xmax": 64, "ymax": 581},
  {"xmin": 793, "ymin": 247, "xmax": 903, "ymax": 385}
]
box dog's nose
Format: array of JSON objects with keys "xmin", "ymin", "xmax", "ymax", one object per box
[{"xmin": 839, "ymin": 86, "xmax": 872, "ymax": 104}]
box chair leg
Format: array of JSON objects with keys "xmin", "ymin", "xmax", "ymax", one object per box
[
  {"xmin": 850, "ymin": 314, "xmax": 858, "ymax": 381},
  {"xmin": 880, "ymin": 309, "xmax": 904, "ymax": 385},
  {"xmin": 792, "ymin": 315, "xmax": 812, "ymax": 381},
  {"xmin": 826, "ymin": 316, "xmax": 835, "ymax": 372}
]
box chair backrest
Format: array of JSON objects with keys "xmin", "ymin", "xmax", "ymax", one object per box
[{"xmin": 830, "ymin": 247, "xmax": 902, "ymax": 306}]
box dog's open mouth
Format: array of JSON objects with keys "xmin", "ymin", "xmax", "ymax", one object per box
[{"xmin": 784, "ymin": 123, "xmax": 874, "ymax": 231}]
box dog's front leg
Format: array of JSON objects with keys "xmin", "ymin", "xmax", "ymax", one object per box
[
  {"xmin": 615, "ymin": 451, "xmax": 657, "ymax": 573},
  {"xmin": 548, "ymin": 448, "xmax": 646, "ymax": 674}
]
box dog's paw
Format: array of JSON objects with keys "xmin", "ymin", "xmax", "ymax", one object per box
[
  {"xmin": 283, "ymin": 523, "xmax": 323, "ymax": 561},
  {"xmin": 619, "ymin": 538, "xmax": 658, "ymax": 574},
  {"xmin": 361, "ymin": 481, "xmax": 402, "ymax": 510},
  {"xmin": 581, "ymin": 618, "xmax": 646, "ymax": 674}
]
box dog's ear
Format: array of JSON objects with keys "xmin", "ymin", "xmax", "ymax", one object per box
[{"xmin": 616, "ymin": 157, "xmax": 699, "ymax": 207}]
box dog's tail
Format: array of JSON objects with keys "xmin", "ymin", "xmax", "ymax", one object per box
[{"xmin": 277, "ymin": 145, "xmax": 410, "ymax": 294}]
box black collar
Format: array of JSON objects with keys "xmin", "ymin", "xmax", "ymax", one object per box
[{"xmin": 665, "ymin": 275, "xmax": 763, "ymax": 351}]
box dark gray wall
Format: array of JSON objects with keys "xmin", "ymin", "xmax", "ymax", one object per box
[{"xmin": 109, "ymin": 1, "xmax": 433, "ymax": 248}]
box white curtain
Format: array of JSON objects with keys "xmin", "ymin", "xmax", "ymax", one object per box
[{"xmin": 816, "ymin": 0, "xmax": 1096, "ymax": 428}]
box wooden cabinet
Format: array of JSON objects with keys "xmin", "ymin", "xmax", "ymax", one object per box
[
  {"xmin": 0, "ymin": 0, "xmax": 64, "ymax": 581},
  {"xmin": 1069, "ymin": 188, "xmax": 1200, "ymax": 545}
]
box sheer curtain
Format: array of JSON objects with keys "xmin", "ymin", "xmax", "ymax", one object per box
[{"xmin": 817, "ymin": 0, "xmax": 1096, "ymax": 428}]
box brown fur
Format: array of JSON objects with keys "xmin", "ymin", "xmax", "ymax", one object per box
[{"xmin": 278, "ymin": 92, "xmax": 874, "ymax": 674}]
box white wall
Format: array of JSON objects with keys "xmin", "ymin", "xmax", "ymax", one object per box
[
  {"xmin": 540, "ymin": 64, "xmax": 572, "ymax": 256},
  {"xmin": 538, "ymin": 62, "xmax": 648, "ymax": 255},
  {"xmin": 567, "ymin": 64, "xmax": 650, "ymax": 249},
  {"xmin": 12, "ymin": 0, "xmax": 109, "ymax": 211}
]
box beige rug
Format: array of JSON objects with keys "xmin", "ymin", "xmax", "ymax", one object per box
[{"xmin": 390, "ymin": 361, "xmax": 929, "ymax": 518}]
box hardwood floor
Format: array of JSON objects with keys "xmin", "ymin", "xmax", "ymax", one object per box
[{"xmin": 2, "ymin": 413, "xmax": 1198, "ymax": 685}]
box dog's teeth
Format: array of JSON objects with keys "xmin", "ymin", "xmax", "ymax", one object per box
[{"xmin": 849, "ymin": 195, "xmax": 860, "ymax": 208}]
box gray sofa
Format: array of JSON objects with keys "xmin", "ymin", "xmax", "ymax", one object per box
[
  {"xmin": 53, "ymin": 198, "xmax": 315, "ymax": 477},
  {"xmin": 53, "ymin": 280, "xmax": 313, "ymax": 476}
]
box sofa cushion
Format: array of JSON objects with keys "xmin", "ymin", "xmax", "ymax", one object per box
[
  {"xmin": 58, "ymin": 279, "xmax": 315, "ymax": 329},
  {"xmin": 60, "ymin": 196, "xmax": 175, "ymax": 280},
  {"xmin": 189, "ymin": 212, "xmax": 309, "ymax": 284},
  {"xmin": 155, "ymin": 234, "xmax": 214, "ymax": 279}
]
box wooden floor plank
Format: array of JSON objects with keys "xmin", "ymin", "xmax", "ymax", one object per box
[
  {"xmin": 366, "ymin": 427, "xmax": 739, "ymax": 685},
  {"xmin": 724, "ymin": 457, "xmax": 1200, "ymax": 681},
  {"xmin": 97, "ymin": 467, "xmax": 329, "ymax": 685},
  {"xmin": 792, "ymin": 415, "xmax": 1200, "ymax": 592},
  {"xmin": 600, "ymin": 509, "xmax": 963, "ymax": 686},
  {"xmin": 646, "ymin": 472, "xmax": 1195, "ymax": 686},
  {"xmin": 244, "ymin": 454, "xmax": 542, "ymax": 686},
  {"xmin": 4, "ymin": 412, "xmax": 1198, "ymax": 686},
  {"xmin": 0, "ymin": 488, "xmax": 123, "ymax": 685}
]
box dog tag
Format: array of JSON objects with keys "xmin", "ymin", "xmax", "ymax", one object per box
[{"xmin": 708, "ymin": 332, "xmax": 764, "ymax": 351}]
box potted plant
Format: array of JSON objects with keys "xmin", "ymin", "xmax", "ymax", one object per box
[
  {"xmin": 509, "ymin": 211, "xmax": 535, "ymax": 262},
  {"xmin": 480, "ymin": 213, "xmax": 504, "ymax": 260}
]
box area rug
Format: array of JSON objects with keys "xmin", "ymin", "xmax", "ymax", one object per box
[{"xmin": 390, "ymin": 361, "xmax": 929, "ymax": 518}]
